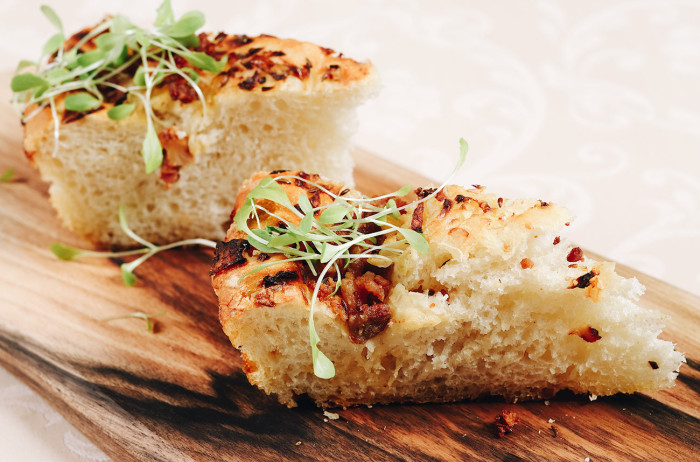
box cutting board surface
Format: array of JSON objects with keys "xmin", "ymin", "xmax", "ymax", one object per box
[{"xmin": 1, "ymin": 89, "xmax": 699, "ymax": 461}]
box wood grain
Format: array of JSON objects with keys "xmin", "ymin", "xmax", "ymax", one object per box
[{"xmin": 1, "ymin": 77, "xmax": 699, "ymax": 461}]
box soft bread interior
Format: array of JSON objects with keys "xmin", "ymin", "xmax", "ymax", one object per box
[{"xmin": 29, "ymin": 89, "xmax": 370, "ymax": 246}]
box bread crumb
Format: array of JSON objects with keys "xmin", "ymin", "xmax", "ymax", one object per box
[
  {"xmin": 295, "ymin": 441, "xmax": 302, "ymax": 446},
  {"xmin": 584, "ymin": 458, "xmax": 590, "ymax": 462},
  {"xmin": 589, "ymin": 394, "xmax": 598, "ymax": 401},
  {"xmin": 323, "ymin": 410, "xmax": 340, "ymax": 420},
  {"xmin": 495, "ymin": 410, "xmax": 519, "ymax": 437},
  {"xmin": 548, "ymin": 418, "xmax": 555, "ymax": 423},
  {"xmin": 544, "ymin": 400, "xmax": 550, "ymax": 406}
]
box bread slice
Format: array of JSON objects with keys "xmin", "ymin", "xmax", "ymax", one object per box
[
  {"xmin": 211, "ymin": 171, "xmax": 685, "ymax": 408},
  {"xmin": 22, "ymin": 30, "xmax": 377, "ymax": 247}
]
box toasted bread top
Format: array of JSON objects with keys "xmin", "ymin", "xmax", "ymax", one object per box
[
  {"xmin": 23, "ymin": 28, "xmax": 378, "ymax": 158},
  {"xmin": 212, "ymin": 171, "xmax": 575, "ymax": 344}
]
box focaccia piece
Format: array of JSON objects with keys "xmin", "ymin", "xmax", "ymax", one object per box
[
  {"xmin": 211, "ymin": 171, "xmax": 684, "ymax": 407},
  {"xmin": 23, "ymin": 30, "xmax": 377, "ymax": 247}
]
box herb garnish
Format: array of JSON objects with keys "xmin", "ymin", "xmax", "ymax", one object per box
[
  {"xmin": 11, "ymin": 1, "xmax": 225, "ymax": 173},
  {"xmin": 233, "ymin": 139, "xmax": 468, "ymax": 378},
  {"xmin": 51, "ymin": 204, "xmax": 217, "ymax": 285},
  {"xmin": 0, "ymin": 168, "xmax": 14, "ymax": 183}
]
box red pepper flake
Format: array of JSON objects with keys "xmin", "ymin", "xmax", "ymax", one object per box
[
  {"xmin": 649, "ymin": 361, "xmax": 659, "ymax": 370},
  {"xmin": 497, "ymin": 197, "xmax": 503, "ymax": 208},
  {"xmin": 567, "ymin": 247, "xmax": 584, "ymax": 262},
  {"xmin": 553, "ymin": 236, "xmax": 561, "ymax": 245},
  {"xmin": 520, "ymin": 258, "xmax": 534, "ymax": 269},
  {"xmin": 569, "ymin": 326, "xmax": 601, "ymax": 343},
  {"xmin": 415, "ymin": 187, "xmax": 436, "ymax": 198},
  {"xmin": 495, "ymin": 410, "xmax": 519, "ymax": 437}
]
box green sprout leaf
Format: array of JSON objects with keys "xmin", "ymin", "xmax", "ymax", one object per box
[
  {"xmin": 248, "ymin": 178, "xmax": 295, "ymax": 211},
  {"xmin": 107, "ymin": 103, "xmax": 135, "ymax": 121},
  {"xmin": 175, "ymin": 34, "xmax": 200, "ymax": 49},
  {"xmin": 40, "ymin": 5, "xmax": 64, "ymax": 33},
  {"xmin": 42, "ymin": 33, "xmax": 65, "ymax": 56},
  {"xmin": 15, "ymin": 60, "xmax": 37, "ymax": 73},
  {"xmin": 133, "ymin": 66, "xmax": 146, "ymax": 87},
  {"xmin": 319, "ymin": 204, "xmax": 349, "ymax": 225},
  {"xmin": 46, "ymin": 68, "xmax": 71, "ymax": 83},
  {"xmin": 95, "ymin": 32, "xmax": 121, "ymax": 51},
  {"xmin": 121, "ymin": 264, "xmax": 137, "ymax": 286},
  {"xmin": 76, "ymin": 49, "xmax": 106, "ymax": 67},
  {"xmin": 183, "ymin": 51, "xmax": 226, "ymax": 74},
  {"xmin": 64, "ymin": 92, "xmax": 101, "ymax": 112},
  {"xmin": 164, "ymin": 10, "xmax": 204, "ymax": 37},
  {"xmin": 50, "ymin": 242, "xmax": 85, "ymax": 260},
  {"xmin": 320, "ymin": 242, "xmax": 343, "ymax": 264},
  {"xmin": 142, "ymin": 125, "xmax": 163, "ymax": 174},
  {"xmin": 0, "ymin": 168, "xmax": 14, "ymax": 183},
  {"xmin": 299, "ymin": 213, "xmax": 313, "ymax": 234},
  {"xmin": 297, "ymin": 193, "xmax": 313, "ymax": 214},
  {"xmin": 101, "ymin": 311, "xmax": 167, "ymax": 333},
  {"xmin": 397, "ymin": 228, "xmax": 429, "ymax": 254},
  {"xmin": 395, "ymin": 184, "xmax": 411, "ymax": 196},
  {"xmin": 458, "ymin": 138, "xmax": 469, "ymax": 170},
  {"xmin": 154, "ymin": 0, "xmax": 175, "ymax": 27},
  {"xmin": 11, "ymin": 73, "xmax": 48, "ymax": 92},
  {"xmin": 310, "ymin": 317, "xmax": 335, "ymax": 379}
]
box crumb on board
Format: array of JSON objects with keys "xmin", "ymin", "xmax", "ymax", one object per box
[
  {"xmin": 548, "ymin": 418, "xmax": 555, "ymax": 423},
  {"xmin": 323, "ymin": 410, "xmax": 340, "ymax": 420},
  {"xmin": 495, "ymin": 410, "xmax": 519, "ymax": 437},
  {"xmin": 295, "ymin": 441, "xmax": 302, "ymax": 446},
  {"xmin": 544, "ymin": 400, "xmax": 550, "ymax": 406},
  {"xmin": 589, "ymin": 394, "xmax": 598, "ymax": 401},
  {"xmin": 584, "ymin": 458, "xmax": 590, "ymax": 462}
]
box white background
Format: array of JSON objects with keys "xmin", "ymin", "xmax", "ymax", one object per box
[{"xmin": 1, "ymin": 1, "xmax": 698, "ymax": 460}]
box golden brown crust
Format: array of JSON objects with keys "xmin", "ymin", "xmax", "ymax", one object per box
[
  {"xmin": 23, "ymin": 27, "xmax": 377, "ymax": 155},
  {"xmin": 213, "ymin": 170, "xmax": 573, "ymax": 330}
]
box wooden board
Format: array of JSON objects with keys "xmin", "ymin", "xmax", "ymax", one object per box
[{"xmin": 1, "ymin": 86, "xmax": 699, "ymax": 462}]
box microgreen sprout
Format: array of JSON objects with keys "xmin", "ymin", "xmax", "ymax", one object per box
[
  {"xmin": 233, "ymin": 138, "xmax": 469, "ymax": 379},
  {"xmin": 50, "ymin": 203, "xmax": 216, "ymax": 286},
  {"xmin": 100, "ymin": 310, "xmax": 167, "ymax": 333},
  {"xmin": 11, "ymin": 1, "xmax": 225, "ymax": 173},
  {"xmin": 0, "ymin": 168, "xmax": 15, "ymax": 183}
]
